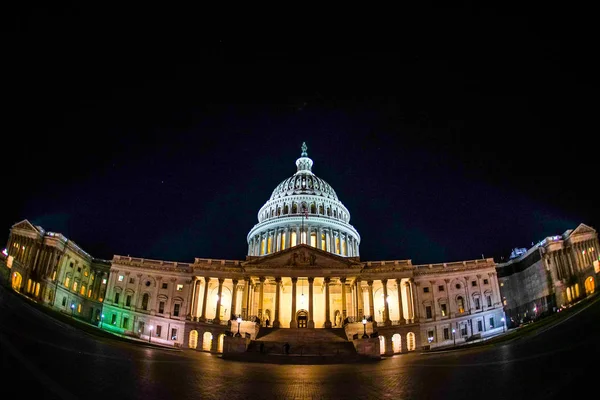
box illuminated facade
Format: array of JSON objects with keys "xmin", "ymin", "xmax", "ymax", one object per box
[
  {"xmin": 3, "ymin": 221, "xmax": 110, "ymax": 323},
  {"xmin": 497, "ymin": 224, "xmax": 599, "ymax": 328},
  {"xmin": 11, "ymin": 143, "xmax": 593, "ymax": 357}
]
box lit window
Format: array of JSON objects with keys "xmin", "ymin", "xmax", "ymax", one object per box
[
  {"xmin": 102, "ymin": 278, "xmax": 107, "ymax": 284},
  {"xmin": 176, "ymin": 284, "xmax": 184, "ymax": 291},
  {"xmin": 84, "ymin": 271, "xmax": 89, "ymax": 277},
  {"xmin": 118, "ymin": 275, "xmax": 124, "ymax": 282},
  {"xmin": 73, "ymin": 281, "xmax": 78, "ymax": 292}
]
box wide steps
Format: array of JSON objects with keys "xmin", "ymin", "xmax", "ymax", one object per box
[{"xmin": 256, "ymin": 327, "xmax": 348, "ymax": 342}]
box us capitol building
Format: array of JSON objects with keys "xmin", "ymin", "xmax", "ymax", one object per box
[{"xmin": 2, "ymin": 143, "xmax": 598, "ymax": 358}]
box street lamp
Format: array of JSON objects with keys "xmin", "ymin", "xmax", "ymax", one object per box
[
  {"xmin": 70, "ymin": 303, "xmax": 75, "ymax": 317},
  {"xmin": 149, "ymin": 325, "xmax": 153, "ymax": 343},
  {"xmin": 362, "ymin": 315, "xmax": 369, "ymax": 338},
  {"xmin": 235, "ymin": 315, "xmax": 242, "ymax": 337},
  {"xmin": 100, "ymin": 314, "xmax": 105, "ymax": 329},
  {"xmin": 452, "ymin": 328, "xmax": 456, "ymax": 347},
  {"xmin": 501, "ymin": 317, "xmax": 506, "ymax": 333}
]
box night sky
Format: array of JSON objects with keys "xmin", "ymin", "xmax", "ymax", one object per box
[{"xmin": 2, "ymin": 5, "xmax": 595, "ymax": 266}]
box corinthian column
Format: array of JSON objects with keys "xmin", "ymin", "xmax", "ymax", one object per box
[
  {"xmin": 274, "ymin": 277, "xmax": 281, "ymax": 328},
  {"xmin": 396, "ymin": 278, "xmax": 405, "ymax": 324},
  {"xmin": 290, "ymin": 277, "xmax": 298, "ymax": 328},
  {"xmin": 199, "ymin": 277, "xmax": 210, "ymax": 322},
  {"xmin": 214, "ymin": 278, "xmax": 224, "ymax": 323},
  {"xmin": 308, "ymin": 277, "xmax": 315, "ymax": 328},
  {"xmin": 382, "ymin": 279, "xmax": 391, "ymax": 326},
  {"xmin": 341, "ymin": 277, "xmax": 347, "ymax": 319},
  {"xmin": 324, "ymin": 277, "xmax": 332, "ymax": 328},
  {"xmin": 230, "ymin": 279, "xmax": 239, "ymax": 319},
  {"xmin": 368, "ymin": 280, "xmax": 376, "ymax": 327}
]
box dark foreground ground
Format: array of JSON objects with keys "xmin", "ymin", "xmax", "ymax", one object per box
[{"xmin": 1, "ymin": 278, "xmax": 598, "ymax": 399}]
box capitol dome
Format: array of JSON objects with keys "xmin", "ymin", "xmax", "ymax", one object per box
[{"xmin": 247, "ymin": 143, "xmax": 360, "ymax": 258}]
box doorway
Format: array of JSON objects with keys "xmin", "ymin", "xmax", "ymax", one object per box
[{"xmin": 297, "ymin": 310, "xmax": 308, "ymax": 328}]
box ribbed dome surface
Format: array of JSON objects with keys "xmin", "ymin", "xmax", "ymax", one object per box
[
  {"xmin": 269, "ymin": 142, "xmax": 338, "ymax": 201},
  {"xmin": 269, "ymin": 173, "xmax": 338, "ymax": 201}
]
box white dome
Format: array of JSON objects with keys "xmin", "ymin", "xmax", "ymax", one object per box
[{"xmin": 247, "ymin": 142, "xmax": 360, "ymax": 258}]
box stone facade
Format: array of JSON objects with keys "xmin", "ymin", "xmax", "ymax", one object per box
[
  {"xmin": 3, "ymin": 144, "xmax": 595, "ymax": 357},
  {"xmin": 496, "ymin": 223, "xmax": 599, "ymax": 327}
]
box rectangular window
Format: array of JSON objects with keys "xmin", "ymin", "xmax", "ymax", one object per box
[
  {"xmin": 159, "ymin": 301, "xmax": 165, "ymax": 314},
  {"xmin": 174, "ymin": 303, "xmax": 180, "ymax": 317},
  {"xmin": 111, "ymin": 314, "xmax": 117, "ymax": 325},
  {"xmin": 139, "ymin": 321, "xmax": 145, "ymax": 334},
  {"xmin": 444, "ymin": 328, "xmax": 449, "ymax": 340},
  {"xmin": 490, "ymin": 317, "xmax": 495, "ymax": 328},
  {"xmin": 477, "ymin": 320, "xmax": 483, "ymax": 332},
  {"xmin": 425, "ymin": 306, "xmax": 432, "ymax": 319},
  {"xmin": 427, "ymin": 330, "xmax": 434, "ymax": 341},
  {"xmin": 102, "ymin": 278, "xmax": 107, "ymax": 284},
  {"xmin": 126, "ymin": 295, "xmax": 131, "ymax": 307},
  {"xmin": 440, "ymin": 304, "xmax": 447, "ymax": 317},
  {"xmin": 87, "ymin": 289, "xmax": 92, "ymax": 297},
  {"xmin": 156, "ymin": 325, "xmax": 162, "ymax": 337},
  {"xmin": 423, "ymin": 287, "xmax": 429, "ymax": 293},
  {"xmin": 461, "ymin": 324, "xmax": 467, "ymax": 336},
  {"xmin": 471, "ymin": 281, "xmax": 477, "ymax": 287},
  {"xmin": 73, "ymin": 281, "xmax": 78, "ymax": 292},
  {"xmin": 487, "ymin": 296, "xmax": 492, "ymax": 307},
  {"xmin": 118, "ymin": 275, "xmax": 124, "ymax": 282},
  {"xmin": 114, "ymin": 292, "xmax": 120, "ymax": 304},
  {"xmin": 62, "ymin": 297, "xmax": 67, "ymax": 306},
  {"xmin": 171, "ymin": 328, "xmax": 178, "ymax": 340},
  {"xmin": 483, "ymin": 279, "xmax": 489, "ymax": 285},
  {"xmin": 162, "ymin": 283, "xmax": 168, "ymax": 289},
  {"xmin": 123, "ymin": 317, "xmax": 129, "ymax": 329},
  {"xmin": 77, "ymin": 267, "xmax": 81, "ymax": 273},
  {"xmin": 438, "ymin": 285, "xmax": 444, "ymax": 292},
  {"xmin": 129, "ymin": 277, "xmax": 135, "ymax": 284},
  {"xmin": 176, "ymin": 284, "xmax": 184, "ymax": 291},
  {"xmin": 475, "ymin": 298, "xmax": 481, "ymax": 309},
  {"xmin": 80, "ymin": 285, "xmax": 85, "ymax": 295},
  {"xmin": 84, "ymin": 270, "xmax": 89, "ymax": 277}
]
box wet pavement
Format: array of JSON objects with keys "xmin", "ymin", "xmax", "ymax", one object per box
[{"xmin": 1, "ymin": 282, "xmax": 597, "ymax": 399}]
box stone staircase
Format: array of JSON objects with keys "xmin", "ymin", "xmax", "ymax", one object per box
[{"xmin": 222, "ymin": 327, "xmax": 372, "ymax": 363}]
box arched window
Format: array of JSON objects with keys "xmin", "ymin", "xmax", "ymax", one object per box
[
  {"xmin": 188, "ymin": 330, "xmax": 198, "ymax": 349},
  {"xmin": 284, "ymin": 204, "xmax": 289, "ymax": 214},
  {"xmin": 407, "ymin": 332, "xmax": 416, "ymax": 351},
  {"xmin": 310, "ymin": 203, "xmax": 316, "ymax": 214},
  {"xmin": 457, "ymin": 296, "xmax": 465, "ymax": 313},
  {"xmin": 292, "ymin": 203, "xmax": 298, "ymax": 214},
  {"xmin": 319, "ymin": 205, "xmax": 324, "ymax": 215},
  {"xmin": 142, "ymin": 293, "xmax": 149, "ymax": 310}
]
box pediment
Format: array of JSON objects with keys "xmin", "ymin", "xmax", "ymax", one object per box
[
  {"xmin": 11, "ymin": 219, "xmax": 41, "ymax": 233},
  {"xmin": 569, "ymin": 223, "xmax": 596, "ymax": 237},
  {"xmin": 242, "ymin": 244, "xmax": 361, "ymax": 270}
]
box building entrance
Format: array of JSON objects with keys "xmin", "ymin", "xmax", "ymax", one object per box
[{"xmin": 297, "ymin": 310, "xmax": 308, "ymax": 328}]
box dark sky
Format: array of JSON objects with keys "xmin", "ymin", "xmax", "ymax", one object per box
[{"xmin": 2, "ymin": 5, "xmax": 595, "ymax": 265}]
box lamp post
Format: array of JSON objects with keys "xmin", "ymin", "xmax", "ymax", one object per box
[
  {"xmin": 236, "ymin": 315, "xmax": 242, "ymax": 337},
  {"xmin": 149, "ymin": 325, "xmax": 153, "ymax": 343},
  {"xmin": 362, "ymin": 315, "xmax": 369, "ymax": 338},
  {"xmin": 70, "ymin": 303, "xmax": 75, "ymax": 317},
  {"xmin": 452, "ymin": 328, "xmax": 456, "ymax": 347},
  {"xmin": 100, "ymin": 314, "xmax": 105, "ymax": 329},
  {"xmin": 501, "ymin": 317, "xmax": 506, "ymax": 333}
]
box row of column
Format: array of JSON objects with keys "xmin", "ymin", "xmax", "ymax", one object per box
[
  {"xmin": 186, "ymin": 276, "xmax": 419, "ymax": 327},
  {"xmin": 549, "ymin": 239, "xmax": 598, "ymax": 281},
  {"xmin": 249, "ymin": 226, "xmax": 359, "ymax": 257}
]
